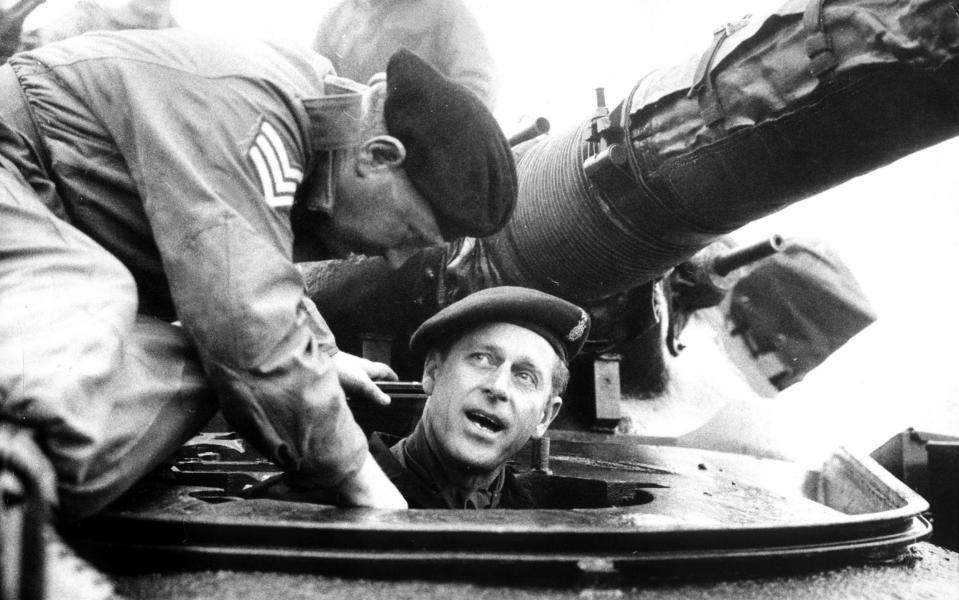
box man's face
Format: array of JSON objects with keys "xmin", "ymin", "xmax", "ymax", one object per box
[
  {"xmin": 421, "ymin": 322, "xmax": 563, "ymax": 474},
  {"xmin": 327, "ymin": 144, "xmax": 444, "ymax": 268}
]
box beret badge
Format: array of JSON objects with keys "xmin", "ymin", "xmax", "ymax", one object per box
[{"xmin": 567, "ymin": 310, "xmax": 589, "ymax": 342}]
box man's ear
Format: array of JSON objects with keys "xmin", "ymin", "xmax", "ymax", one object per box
[
  {"xmin": 355, "ymin": 135, "xmax": 406, "ymax": 174},
  {"xmin": 421, "ymin": 350, "xmax": 439, "ymax": 395},
  {"xmin": 534, "ymin": 396, "xmax": 563, "ymax": 438}
]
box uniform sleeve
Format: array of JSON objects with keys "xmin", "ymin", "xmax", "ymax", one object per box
[
  {"xmin": 103, "ymin": 64, "xmax": 367, "ymax": 488},
  {"xmin": 302, "ymin": 295, "xmax": 339, "ymax": 356},
  {"xmin": 441, "ymin": 1, "xmax": 499, "ymax": 108}
]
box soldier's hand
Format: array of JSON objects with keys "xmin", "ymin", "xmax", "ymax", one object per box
[
  {"xmin": 243, "ymin": 454, "xmax": 407, "ymax": 509},
  {"xmin": 330, "ymin": 351, "xmax": 397, "ymax": 406},
  {"xmin": 335, "ymin": 452, "xmax": 408, "ymax": 509}
]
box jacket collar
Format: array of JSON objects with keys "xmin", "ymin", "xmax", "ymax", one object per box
[
  {"xmin": 299, "ymin": 76, "xmax": 366, "ymax": 214},
  {"xmin": 371, "ymin": 425, "xmax": 507, "ymax": 509}
]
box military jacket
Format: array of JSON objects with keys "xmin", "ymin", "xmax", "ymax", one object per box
[
  {"xmin": 6, "ymin": 29, "xmax": 367, "ymax": 488},
  {"xmin": 369, "ymin": 432, "xmax": 536, "ymax": 509}
]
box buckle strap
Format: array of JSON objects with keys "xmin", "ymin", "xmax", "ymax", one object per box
[
  {"xmin": 687, "ymin": 26, "xmax": 729, "ymax": 128},
  {"xmin": 804, "ymin": 0, "xmax": 838, "ymax": 77},
  {"xmin": 687, "ymin": 18, "xmax": 749, "ymax": 129}
]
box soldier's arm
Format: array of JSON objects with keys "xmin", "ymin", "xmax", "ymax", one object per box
[{"xmin": 100, "ymin": 57, "xmax": 392, "ymax": 502}]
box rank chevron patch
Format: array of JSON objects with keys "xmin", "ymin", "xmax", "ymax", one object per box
[{"xmin": 248, "ymin": 120, "xmax": 303, "ymax": 209}]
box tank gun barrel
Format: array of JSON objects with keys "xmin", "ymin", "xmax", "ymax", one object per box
[
  {"xmin": 475, "ymin": 0, "xmax": 959, "ymax": 303},
  {"xmin": 306, "ymin": 0, "xmax": 959, "ymax": 355}
]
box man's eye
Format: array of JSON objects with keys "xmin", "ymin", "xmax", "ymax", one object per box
[
  {"xmin": 515, "ymin": 371, "xmax": 539, "ymax": 387},
  {"xmin": 468, "ymin": 352, "xmax": 493, "ymax": 366}
]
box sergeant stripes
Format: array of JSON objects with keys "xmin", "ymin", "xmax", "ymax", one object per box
[{"xmin": 249, "ymin": 120, "xmax": 303, "ymax": 209}]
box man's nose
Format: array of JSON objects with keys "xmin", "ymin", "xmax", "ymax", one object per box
[{"xmin": 484, "ymin": 365, "xmax": 510, "ymax": 401}]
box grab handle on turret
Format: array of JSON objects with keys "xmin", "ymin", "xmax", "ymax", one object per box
[
  {"xmin": 713, "ymin": 234, "xmax": 784, "ymax": 277},
  {"xmin": 665, "ymin": 234, "xmax": 785, "ymax": 355},
  {"xmin": 508, "ymin": 117, "xmax": 551, "ymax": 147}
]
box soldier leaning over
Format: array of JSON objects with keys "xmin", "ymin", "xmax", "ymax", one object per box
[{"xmin": 0, "ymin": 30, "xmax": 515, "ymax": 519}]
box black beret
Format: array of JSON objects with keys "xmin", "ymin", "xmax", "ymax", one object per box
[
  {"xmin": 409, "ymin": 286, "xmax": 591, "ymax": 363},
  {"xmin": 385, "ymin": 49, "xmax": 516, "ymax": 240}
]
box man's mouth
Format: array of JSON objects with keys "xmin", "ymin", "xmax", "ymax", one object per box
[{"xmin": 465, "ymin": 410, "xmax": 504, "ymax": 433}]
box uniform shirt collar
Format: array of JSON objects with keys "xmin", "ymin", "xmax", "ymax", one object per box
[{"xmin": 392, "ymin": 420, "xmax": 507, "ymax": 509}]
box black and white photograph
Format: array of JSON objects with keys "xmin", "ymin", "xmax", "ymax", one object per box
[{"xmin": 1, "ymin": 0, "xmax": 958, "ymax": 598}]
